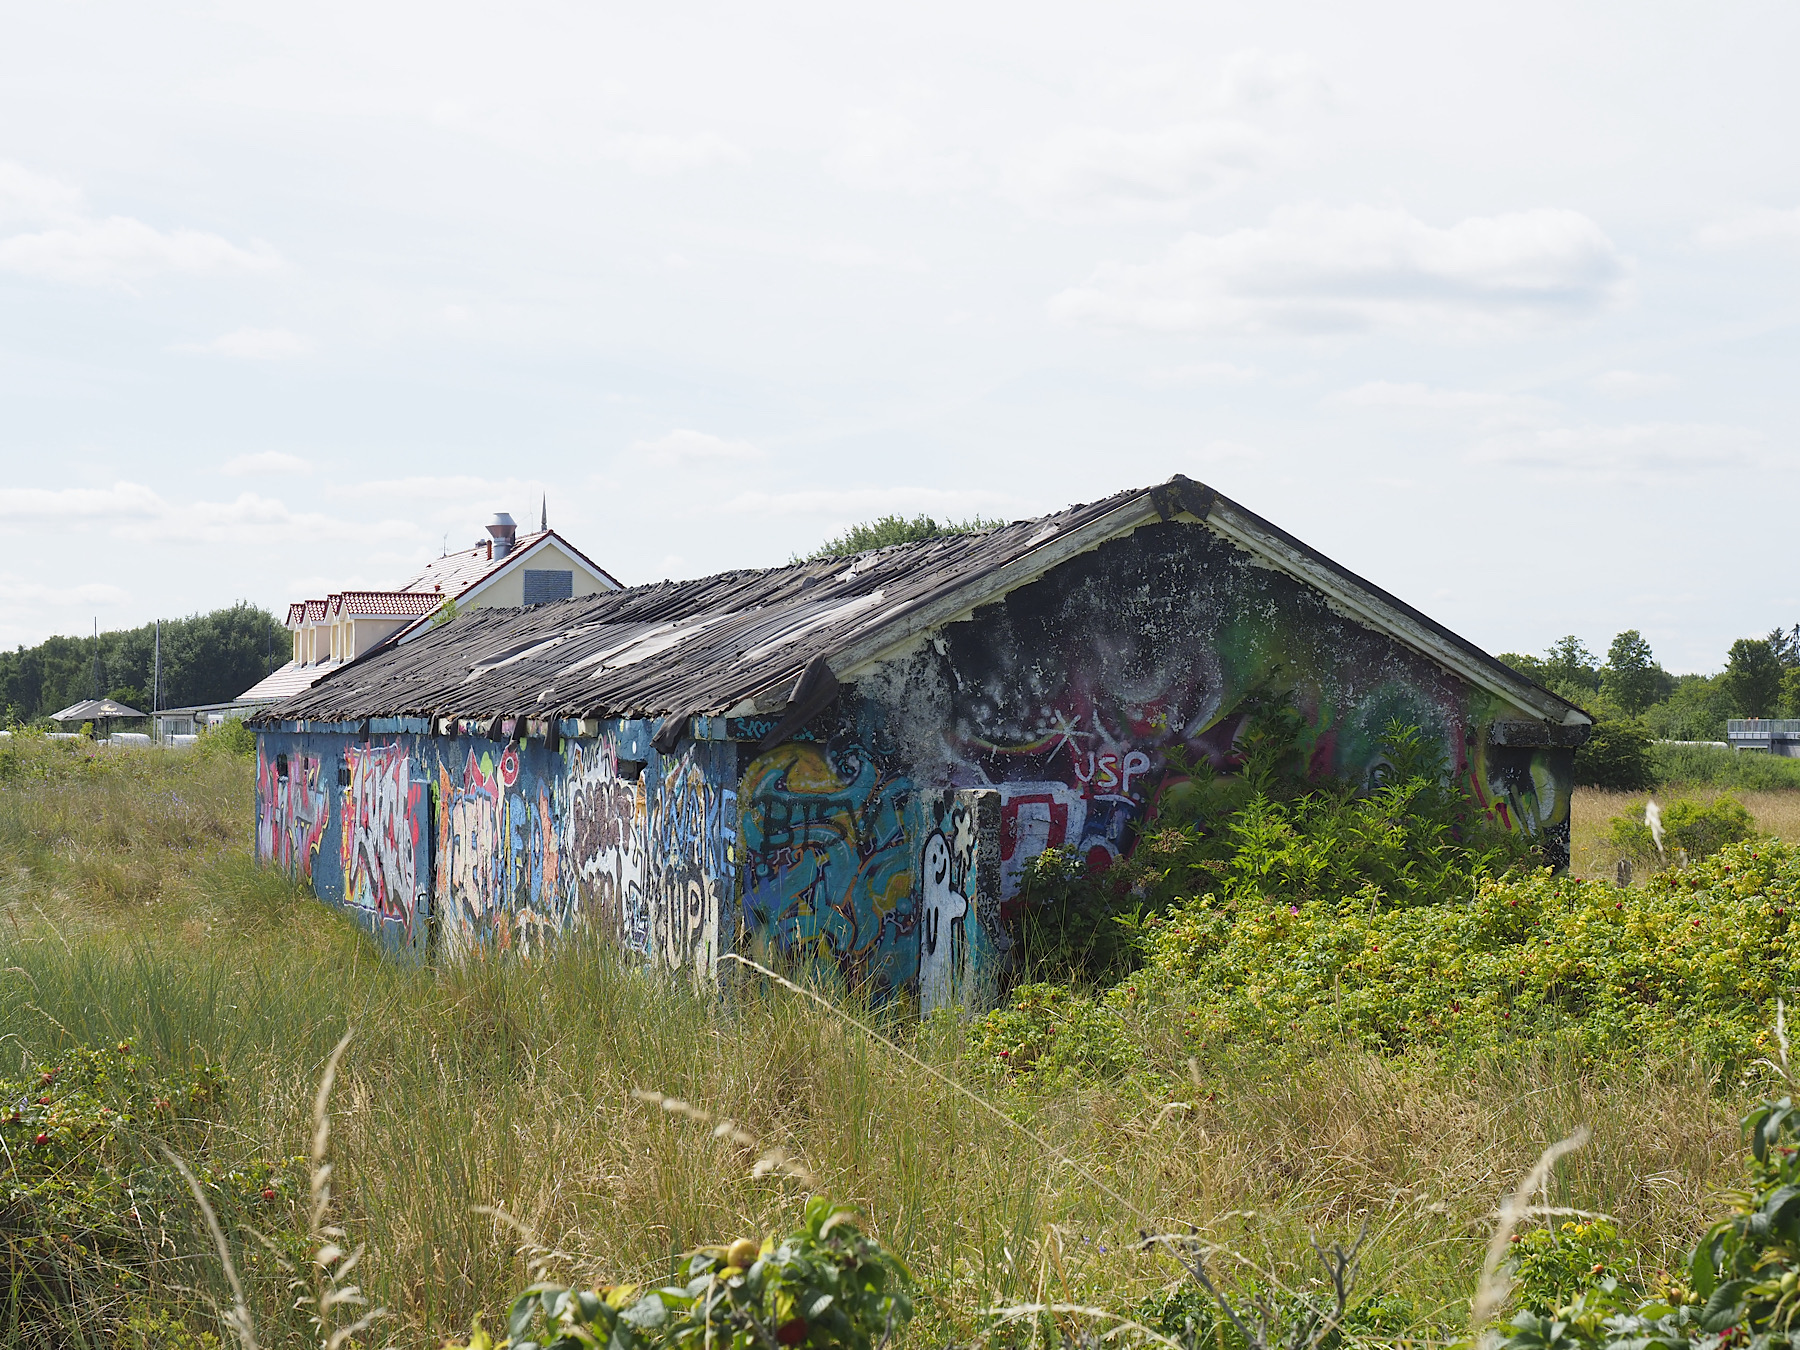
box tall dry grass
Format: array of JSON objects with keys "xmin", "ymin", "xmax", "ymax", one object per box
[
  {"xmin": 0, "ymin": 737, "xmax": 1764, "ymax": 1346},
  {"xmin": 1570, "ymin": 786, "xmax": 1800, "ymax": 879}
]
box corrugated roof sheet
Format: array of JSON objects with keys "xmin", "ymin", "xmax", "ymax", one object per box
[
  {"xmin": 258, "ymin": 477, "xmax": 1580, "ymax": 728},
  {"xmin": 238, "ymin": 660, "xmax": 342, "ymax": 704}
]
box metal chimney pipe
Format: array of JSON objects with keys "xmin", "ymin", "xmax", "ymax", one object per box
[{"xmin": 486, "ymin": 512, "xmax": 518, "ymax": 559}]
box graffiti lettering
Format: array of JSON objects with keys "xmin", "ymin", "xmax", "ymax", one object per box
[{"xmin": 340, "ymin": 743, "xmax": 423, "ymax": 925}]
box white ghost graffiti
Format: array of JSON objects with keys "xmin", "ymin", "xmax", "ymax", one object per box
[{"xmin": 919, "ymin": 831, "xmax": 968, "ymax": 1011}]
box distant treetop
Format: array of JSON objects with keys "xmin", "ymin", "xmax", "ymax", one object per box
[{"xmin": 798, "ymin": 512, "xmax": 1003, "ymax": 562}]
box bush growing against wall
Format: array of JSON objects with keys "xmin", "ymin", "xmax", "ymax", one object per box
[
  {"xmin": 1008, "ymin": 714, "xmax": 1527, "ymax": 987},
  {"xmin": 1573, "ymin": 717, "xmax": 1656, "ymax": 790},
  {"xmin": 193, "ymin": 718, "xmax": 256, "ymax": 759},
  {"xmin": 973, "ymin": 838, "xmax": 1799, "ymax": 1077}
]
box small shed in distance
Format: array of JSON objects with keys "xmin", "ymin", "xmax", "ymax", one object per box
[{"xmin": 250, "ymin": 475, "xmax": 1589, "ymax": 1010}]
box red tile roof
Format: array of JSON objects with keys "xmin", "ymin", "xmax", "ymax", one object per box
[{"xmin": 336, "ymin": 591, "xmax": 444, "ymax": 616}]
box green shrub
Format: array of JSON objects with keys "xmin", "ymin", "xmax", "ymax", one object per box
[
  {"xmin": 1014, "ymin": 845, "xmax": 1145, "ymax": 983},
  {"xmin": 963, "ymin": 981, "xmax": 1136, "ymax": 1081},
  {"xmin": 1608, "ymin": 796, "xmax": 1758, "ymax": 867},
  {"xmin": 1509, "ymin": 1220, "xmax": 1632, "ymax": 1314},
  {"xmin": 1124, "ymin": 717, "xmax": 1525, "ymax": 912},
  {"xmin": 1652, "ymin": 741, "xmax": 1800, "ymax": 790},
  {"xmin": 972, "ymin": 839, "xmax": 1800, "ymax": 1076},
  {"xmin": 1573, "ymin": 718, "xmax": 1655, "ymax": 790},
  {"xmin": 0, "ymin": 1043, "xmax": 299, "ymax": 1347},
  {"xmin": 1496, "ymin": 1094, "xmax": 1800, "ymax": 1350},
  {"xmin": 443, "ymin": 1196, "xmax": 913, "ymax": 1350},
  {"xmin": 193, "ymin": 718, "xmax": 255, "ymax": 758}
]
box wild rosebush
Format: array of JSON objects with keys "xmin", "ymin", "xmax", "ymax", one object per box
[
  {"xmin": 974, "ymin": 839, "xmax": 1800, "ymax": 1075},
  {"xmin": 1014, "ymin": 714, "xmax": 1528, "ymax": 984},
  {"xmin": 1496, "ymin": 1095, "xmax": 1800, "ymax": 1350},
  {"xmin": 1609, "ymin": 795, "xmax": 1758, "ymax": 868},
  {"xmin": 0, "ymin": 1043, "xmax": 301, "ymax": 1346},
  {"xmin": 1509, "ymin": 1220, "xmax": 1633, "ymax": 1314},
  {"xmin": 445, "ymin": 1196, "xmax": 913, "ymax": 1350}
]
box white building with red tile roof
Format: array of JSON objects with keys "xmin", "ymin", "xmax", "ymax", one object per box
[{"xmin": 236, "ymin": 511, "xmax": 620, "ymax": 707}]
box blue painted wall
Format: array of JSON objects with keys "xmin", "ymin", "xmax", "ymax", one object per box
[{"xmin": 254, "ymin": 718, "xmax": 737, "ymax": 972}]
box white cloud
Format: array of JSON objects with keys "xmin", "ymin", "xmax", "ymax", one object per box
[
  {"xmin": 599, "ymin": 130, "xmax": 747, "ymax": 174},
  {"xmin": 721, "ymin": 485, "xmax": 1018, "ymax": 519},
  {"xmin": 1590, "ymin": 369, "xmax": 1675, "ymax": 398},
  {"xmin": 1216, "ymin": 50, "xmax": 1332, "ymax": 115},
  {"xmin": 1006, "ymin": 122, "xmax": 1280, "ymax": 217},
  {"xmin": 1468, "ymin": 422, "xmax": 1765, "ymax": 482},
  {"xmin": 0, "ymin": 216, "xmax": 280, "ymax": 286},
  {"xmin": 0, "ymin": 481, "xmax": 166, "ymax": 524},
  {"xmin": 1337, "ymin": 381, "xmax": 1546, "ymax": 412},
  {"xmin": 179, "ymin": 327, "xmax": 314, "ymax": 360},
  {"xmin": 0, "ymin": 479, "xmax": 404, "ymax": 546},
  {"xmin": 1049, "ymin": 203, "xmax": 1629, "ymax": 336},
  {"xmin": 813, "ymin": 241, "xmax": 928, "ymax": 272},
  {"xmin": 1697, "ymin": 207, "xmax": 1800, "ymax": 248},
  {"xmin": 0, "ymin": 161, "xmax": 84, "ymax": 225},
  {"xmin": 0, "ymin": 572, "xmax": 130, "ymax": 607},
  {"xmin": 633, "ymin": 428, "xmax": 763, "ymax": 466},
  {"xmin": 824, "ymin": 110, "xmax": 980, "ymax": 194},
  {"xmin": 223, "ymin": 450, "xmax": 312, "ymax": 476},
  {"xmin": 1140, "ymin": 360, "xmax": 1260, "ymax": 386}
]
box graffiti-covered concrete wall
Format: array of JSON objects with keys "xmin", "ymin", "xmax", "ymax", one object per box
[{"xmin": 254, "ymin": 719, "xmax": 735, "ymax": 972}]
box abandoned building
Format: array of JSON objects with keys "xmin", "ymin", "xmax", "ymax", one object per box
[{"xmin": 250, "ymin": 475, "xmax": 1589, "ymax": 1009}]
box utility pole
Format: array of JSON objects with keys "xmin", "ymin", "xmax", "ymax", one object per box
[
  {"xmin": 92, "ymin": 618, "xmax": 100, "ymax": 700},
  {"xmin": 152, "ymin": 619, "xmax": 162, "ymax": 730}
]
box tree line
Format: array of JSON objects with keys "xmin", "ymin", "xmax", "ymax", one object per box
[
  {"xmin": 1497, "ymin": 628, "xmax": 1800, "ymax": 788},
  {"xmin": 0, "ymin": 604, "xmax": 289, "ymax": 726}
]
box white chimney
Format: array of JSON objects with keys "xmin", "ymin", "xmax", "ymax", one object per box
[{"xmin": 487, "ymin": 512, "xmax": 518, "ymax": 559}]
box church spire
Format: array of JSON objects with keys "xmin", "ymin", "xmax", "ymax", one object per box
[{"xmin": 540, "ymin": 493, "xmax": 547, "ymax": 533}]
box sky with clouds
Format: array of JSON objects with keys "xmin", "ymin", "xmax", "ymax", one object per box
[{"xmin": 1, "ymin": 2, "xmax": 1796, "ymax": 672}]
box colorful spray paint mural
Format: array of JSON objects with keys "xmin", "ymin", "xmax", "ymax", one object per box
[
  {"xmin": 913, "ymin": 788, "xmax": 1002, "ymax": 1011},
  {"xmin": 257, "ymin": 746, "xmax": 328, "ymax": 881},
  {"xmin": 252, "ymin": 513, "xmax": 1577, "ymax": 1007},
  {"xmin": 645, "ymin": 753, "xmax": 736, "ymax": 975},
  {"xmin": 873, "ymin": 521, "xmax": 1571, "ymax": 895},
  {"xmin": 340, "ymin": 743, "xmax": 428, "ymax": 930},
  {"xmin": 567, "ymin": 737, "xmax": 648, "ymax": 951},
  {"xmin": 739, "ymin": 741, "xmax": 917, "ymax": 996},
  {"xmin": 435, "ymin": 743, "xmax": 574, "ymax": 955}
]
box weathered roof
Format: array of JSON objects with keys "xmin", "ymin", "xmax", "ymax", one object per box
[{"xmin": 257, "ymin": 476, "xmax": 1587, "ymax": 729}]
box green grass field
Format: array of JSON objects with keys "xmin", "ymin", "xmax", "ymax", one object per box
[{"xmin": 0, "ymin": 736, "xmax": 1775, "ymax": 1347}]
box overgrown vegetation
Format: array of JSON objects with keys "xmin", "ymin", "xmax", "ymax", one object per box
[
  {"xmin": 1014, "ymin": 711, "xmax": 1526, "ymax": 986},
  {"xmin": 1606, "ymin": 795, "xmax": 1757, "ymax": 868},
  {"xmin": 978, "ymin": 707, "xmax": 1797, "ymax": 1087},
  {"xmin": 0, "ymin": 732, "xmax": 1790, "ymax": 1348},
  {"xmin": 798, "ymin": 514, "xmax": 1003, "ymax": 562},
  {"xmin": 446, "ymin": 1197, "xmax": 914, "ymax": 1350}
]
